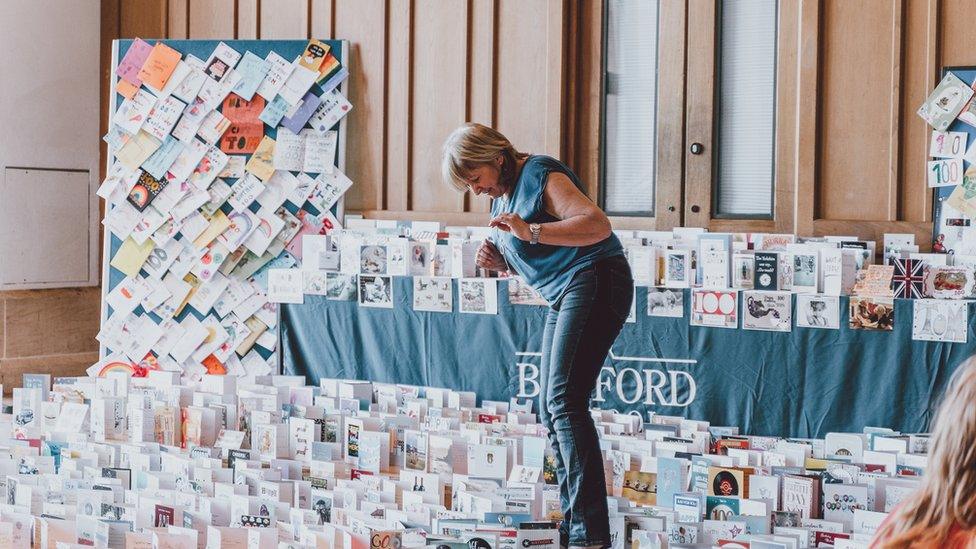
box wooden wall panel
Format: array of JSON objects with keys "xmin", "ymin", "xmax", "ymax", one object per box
[
  {"xmin": 495, "ymin": 0, "xmax": 557, "ymax": 157},
  {"xmin": 900, "ymin": 0, "xmax": 938, "ymax": 223},
  {"xmin": 466, "ymin": 0, "xmax": 496, "ymax": 214},
  {"xmin": 238, "ymin": 0, "xmax": 259, "ymax": 39},
  {"xmin": 385, "ymin": 0, "xmax": 412, "ymax": 212},
  {"xmin": 817, "ymin": 0, "xmax": 899, "ymax": 222},
  {"xmin": 260, "ymin": 0, "xmax": 309, "ymax": 38},
  {"xmin": 310, "ymin": 0, "xmax": 335, "ymax": 38},
  {"xmin": 409, "ymin": 0, "xmax": 467, "ymax": 213},
  {"xmin": 168, "ymin": 0, "xmax": 189, "ymax": 38},
  {"xmin": 334, "ymin": 0, "xmax": 386, "ymax": 212},
  {"xmin": 188, "ymin": 0, "xmax": 235, "ymax": 39},
  {"xmin": 119, "ymin": 0, "xmax": 167, "ymax": 38}
]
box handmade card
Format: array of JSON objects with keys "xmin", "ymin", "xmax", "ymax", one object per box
[
  {"xmin": 917, "ymin": 72, "xmax": 973, "ymax": 130},
  {"xmin": 742, "ymin": 290, "xmax": 792, "ymax": 332},
  {"xmin": 912, "ymin": 300, "xmax": 968, "ymax": 343},
  {"xmin": 413, "ymin": 277, "xmax": 453, "ymax": 313},
  {"xmin": 690, "ymin": 289, "xmax": 738, "ymax": 329},
  {"xmin": 458, "ymin": 279, "xmax": 498, "ymax": 314}
]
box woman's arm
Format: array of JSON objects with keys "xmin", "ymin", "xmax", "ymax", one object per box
[{"xmin": 489, "ymin": 171, "xmax": 612, "ymax": 247}]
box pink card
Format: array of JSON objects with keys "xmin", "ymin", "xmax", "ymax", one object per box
[{"xmin": 116, "ymin": 38, "xmax": 153, "ymax": 85}]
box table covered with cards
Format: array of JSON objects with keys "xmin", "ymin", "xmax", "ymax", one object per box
[
  {"xmin": 278, "ymin": 224, "xmax": 976, "ymax": 440},
  {"xmin": 3, "ymin": 372, "xmax": 914, "ymax": 547}
]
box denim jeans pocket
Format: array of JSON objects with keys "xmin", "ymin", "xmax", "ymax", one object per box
[{"xmin": 608, "ymin": 275, "xmax": 634, "ymax": 320}]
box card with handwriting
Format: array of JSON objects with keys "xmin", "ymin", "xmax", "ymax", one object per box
[
  {"xmin": 116, "ymin": 38, "xmax": 153, "ymax": 85},
  {"xmin": 137, "ymin": 42, "xmax": 182, "ymax": 90}
]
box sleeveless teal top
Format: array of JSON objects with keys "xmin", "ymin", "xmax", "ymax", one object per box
[{"xmin": 491, "ymin": 155, "xmax": 624, "ymax": 303}]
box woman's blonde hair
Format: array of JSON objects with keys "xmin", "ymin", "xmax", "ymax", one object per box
[
  {"xmin": 441, "ymin": 123, "xmax": 528, "ymax": 192},
  {"xmin": 873, "ymin": 356, "xmax": 976, "ymax": 548}
]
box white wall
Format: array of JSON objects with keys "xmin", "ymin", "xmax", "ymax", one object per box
[{"xmin": 0, "ymin": 0, "xmax": 101, "ymax": 288}]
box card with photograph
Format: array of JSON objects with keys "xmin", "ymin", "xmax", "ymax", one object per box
[
  {"xmin": 647, "ymin": 288, "xmax": 684, "ymax": 318},
  {"xmin": 912, "ymin": 300, "xmax": 968, "ymax": 343},
  {"xmin": 732, "ymin": 253, "xmax": 755, "ymax": 290},
  {"xmin": 326, "ymin": 272, "xmax": 358, "ymax": 301},
  {"xmin": 459, "ymin": 279, "xmax": 498, "ymax": 315},
  {"xmin": 359, "ymin": 275, "xmax": 394, "ymax": 308},
  {"xmin": 690, "ymin": 289, "xmax": 738, "ymax": 329},
  {"xmin": 796, "ymin": 294, "xmax": 840, "ymax": 329},
  {"xmin": 791, "ymin": 252, "xmax": 819, "ymax": 294},
  {"xmin": 849, "ymin": 296, "xmax": 895, "ymax": 331},
  {"xmin": 413, "ymin": 277, "xmax": 453, "ymax": 313},
  {"xmin": 742, "ymin": 290, "xmax": 792, "ymax": 332},
  {"xmin": 360, "ymin": 245, "xmax": 388, "ymax": 275},
  {"xmin": 664, "ymin": 250, "xmax": 691, "ymax": 288}
]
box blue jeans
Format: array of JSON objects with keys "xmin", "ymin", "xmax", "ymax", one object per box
[{"xmin": 539, "ymin": 255, "xmax": 633, "ymax": 548}]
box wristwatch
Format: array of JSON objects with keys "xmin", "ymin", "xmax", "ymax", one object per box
[{"xmin": 529, "ymin": 223, "xmax": 542, "ymax": 245}]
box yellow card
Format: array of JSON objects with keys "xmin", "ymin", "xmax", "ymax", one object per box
[
  {"xmin": 245, "ymin": 136, "xmax": 276, "ymax": 181},
  {"xmin": 117, "ymin": 79, "xmax": 140, "ymax": 99},
  {"xmin": 137, "ymin": 42, "xmax": 182, "ymax": 90},
  {"xmin": 237, "ymin": 316, "xmax": 268, "ymax": 356},
  {"xmin": 115, "ymin": 130, "xmax": 161, "ymax": 171},
  {"xmin": 110, "ymin": 237, "xmax": 155, "ymax": 277},
  {"xmin": 299, "ymin": 39, "xmax": 330, "ymax": 72},
  {"xmin": 193, "ymin": 210, "xmax": 232, "ymax": 248},
  {"xmin": 175, "ymin": 274, "xmax": 201, "ymax": 318}
]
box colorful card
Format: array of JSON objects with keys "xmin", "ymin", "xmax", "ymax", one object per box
[
  {"xmin": 690, "ymin": 289, "xmax": 738, "ymax": 329},
  {"xmin": 245, "ymin": 136, "xmax": 276, "ymax": 181},
  {"xmin": 127, "ymin": 170, "xmax": 169, "ymax": 212},
  {"xmin": 849, "ymin": 296, "xmax": 895, "ymax": 331},
  {"xmin": 137, "ymin": 42, "xmax": 182, "ymax": 90},
  {"xmin": 116, "ymin": 38, "xmax": 153, "ymax": 85}
]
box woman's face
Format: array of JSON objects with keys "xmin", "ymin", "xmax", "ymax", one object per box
[{"xmin": 463, "ymin": 156, "xmax": 506, "ymax": 198}]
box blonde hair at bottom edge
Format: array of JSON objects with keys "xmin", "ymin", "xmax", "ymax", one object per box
[{"xmin": 872, "ymin": 356, "xmax": 976, "ymax": 548}]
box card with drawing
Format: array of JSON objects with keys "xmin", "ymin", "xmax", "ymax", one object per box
[
  {"xmin": 742, "ymin": 290, "xmax": 792, "ymax": 332},
  {"xmin": 918, "ymin": 72, "xmax": 973, "ymax": 131},
  {"xmin": 796, "ymin": 294, "xmax": 840, "ymax": 329},
  {"xmin": 459, "ymin": 279, "xmax": 498, "ymax": 315},
  {"xmin": 204, "ymin": 42, "xmax": 241, "ymax": 82},
  {"xmin": 912, "ymin": 300, "xmax": 968, "ymax": 343},
  {"xmin": 413, "ymin": 277, "xmax": 453, "ymax": 313},
  {"xmin": 309, "ymin": 89, "xmax": 353, "ymax": 134}
]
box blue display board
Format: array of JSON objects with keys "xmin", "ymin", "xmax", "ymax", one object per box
[
  {"xmin": 101, "ymin": 39, "xmax": 348, "ymax": 363},
  {"xmin": 932, "ymin": 67, "xmax": 976, "ymax": 252},
  {"xmin": 281, "ymin": 282, "xmax": 975, "ymax": 438}
]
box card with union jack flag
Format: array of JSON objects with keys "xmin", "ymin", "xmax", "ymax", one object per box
[{"xmin": 891, "ymin": 258, "xmax": 926, "ymax": 299}]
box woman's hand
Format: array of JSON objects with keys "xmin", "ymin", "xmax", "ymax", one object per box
[
  {"xmin": 488, "ymin": 213, "xmax": 531, "ymax": 242},
  {"xmin": 476, "ymin": 241, "xmax": 508, "ymax": 272}
]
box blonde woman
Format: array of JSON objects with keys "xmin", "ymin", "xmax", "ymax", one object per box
[
  {"xmin": 871, "ymin": 356, "xmax": 976, "ymax": 547},
  {"xmin": 443, "ymin": 123, "xmax": 633, "ymax": 549}
]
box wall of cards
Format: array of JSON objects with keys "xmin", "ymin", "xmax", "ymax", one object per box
[{"xmin": 97, "ymin": 38, "xmax": 354, "ymax": 379}]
